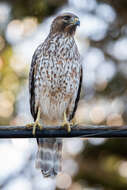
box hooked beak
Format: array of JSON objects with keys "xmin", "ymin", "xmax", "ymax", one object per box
[{"xmin": 70, "ymin": 17, "xmax": 80, "ymax": 26}]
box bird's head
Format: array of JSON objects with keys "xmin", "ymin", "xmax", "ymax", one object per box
[{"xmin": 50, "ymin": 13, "xmax": 80, "ymax": 35}]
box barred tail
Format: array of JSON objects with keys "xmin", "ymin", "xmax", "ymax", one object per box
[{"xmin": 35, "ymin": 138, "xmax": 62, "ymax": 177}]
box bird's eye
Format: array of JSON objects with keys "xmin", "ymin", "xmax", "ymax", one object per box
[{"xmin": 63, "ymin": 16, "xmax": 71, "ymax": 20}]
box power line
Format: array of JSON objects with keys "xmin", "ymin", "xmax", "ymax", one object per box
[{"xmin": 0, "ymin": 125, "xmax": 126, "ymax": 138}]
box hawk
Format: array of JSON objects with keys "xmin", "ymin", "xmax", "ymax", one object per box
[{"xmin": 28, "ymin": 12, "xmax": 82, "ymax": 177}]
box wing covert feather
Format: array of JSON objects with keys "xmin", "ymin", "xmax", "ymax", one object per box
[
  {"xmin": 29, "ymin": 44, "xmax": 42, "ymax": 121},
  {"xmin": 69, "ymin": 66, "xmax": 83, "ymax": 121}
]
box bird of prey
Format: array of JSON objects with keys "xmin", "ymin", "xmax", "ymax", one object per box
[{"xmin": 28, "ymin": 12, "xmax": 82, "ymax": 177}]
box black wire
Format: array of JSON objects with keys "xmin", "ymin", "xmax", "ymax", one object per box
[{"xmin": 0, "ymin": 126, "xmax": 127, "ymax": 138}]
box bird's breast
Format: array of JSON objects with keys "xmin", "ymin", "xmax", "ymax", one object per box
[
  {"xmin": 34, "ymin": 35, "xmax": 81, "ymax": 124},
  {"xmin": 46, "ymin": 59, "xmax": 79, "ymax": 92}
]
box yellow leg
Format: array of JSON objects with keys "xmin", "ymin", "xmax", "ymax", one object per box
[
  {"xmin": 62, "ymin": 112, "xmax": 72, "ymax": 132},
  {"xmin": 26, "ymin": 107, "xmax": 42, "ymax": 135}
]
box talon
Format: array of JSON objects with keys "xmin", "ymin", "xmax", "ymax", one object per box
[
  {"xmin": 62, "ymin": 121, "xmax": 71, "ymax": 132},
  {"xmin": 62, "ymin": 112, "xmax": 72, "ymax": 132},
  {"xmin": 26, "ymin": 123, "xmax": 34, "ymax": 128},
  {"xmin": 66, "ymin": 123, "xmax": 71, "ymax": 133},
  {"xmin": 33, "ymin": 121, "xmax": 42, "ymax": 135},
  {"xmin": 71, "ymin": 118, "xmax": 78, "ymax": 128},
  {"xmin": 26, "ymin": 107, "xmax": 43, "ymax": 135}
]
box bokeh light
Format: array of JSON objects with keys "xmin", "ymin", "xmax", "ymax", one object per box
[
  {"xmin": 6, "ymin": 17, "xmax": 38, "ymax": 44},
  {"xmin": 56, "ymin": 172, "xmax": 72, "ymax": 189},
  {"xmin": 118, "ymin": 161, "xmax": 127, "ymax": 178},
  {"xmin": 0, "ymin": 3, "xmax": 10, "ymax": 24},
  {"xmin": 1, "ymin": 0, "xmax": 127, "ymax": 189}
]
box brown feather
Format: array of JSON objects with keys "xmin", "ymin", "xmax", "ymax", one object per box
[
  {"xmin": 29, "ymin": 12, "xmax": 81, "ymax": 177},
  {"xmin": 69, "ymin": 67, "xmax": 83, "ymax": 121},
  {"xmin": 36, "ymin": 138, "xmax": 62, "ymax": 177}
]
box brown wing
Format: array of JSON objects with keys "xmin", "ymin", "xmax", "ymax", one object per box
[
  {"xmin": 29, "ymin": 44, "xmax": 42, "ymax": 121},
  {"xmin": 69, "ymin": 66, "xmax": 83, "ymax": 121}
]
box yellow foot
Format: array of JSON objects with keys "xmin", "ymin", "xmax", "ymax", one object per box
[
  {"xmin": 62, "ymin": 121, "xmax": 72, "ymax": 132},
  {"xmin": 62, "ymin": 112, "xmax": 72, "ymax": 132},
  {"xmin": 26, "ymin": 123, "xmax": 33, "ymax": 128},
  {"xmin": 71, "ymin": 118, "xmax": 79, "ymax": 128},
  {"xmin": 26, "ymin": 122, "xmax": 42, "ymax": 135},
  {"xmin": 26, "ymin": 107, "xmax": 43, "ymax": 135},
  {"xmin": 33, "ymin": 120, "xmax": 42, "ymax": 135}
]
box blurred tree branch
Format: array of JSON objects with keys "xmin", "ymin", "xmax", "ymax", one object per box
[{"xmin": 0, "ymin": 0, "xmax": 67, "ymax": 21}]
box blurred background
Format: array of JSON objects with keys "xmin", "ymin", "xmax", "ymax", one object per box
[{"xmin": 0, "ymin": 0, "xmax": 127, "ymax": 189}]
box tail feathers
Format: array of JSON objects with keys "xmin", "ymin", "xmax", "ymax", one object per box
[{"xmin": 36, "ymin": 138, "xmax": 62, "ymax": 177}]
